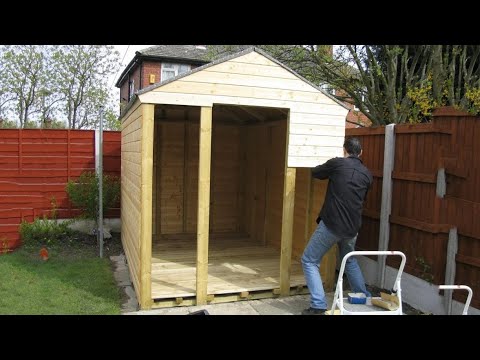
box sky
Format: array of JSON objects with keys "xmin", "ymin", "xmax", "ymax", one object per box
[{"xmin": 109, "ymin": 45, "xmax": 154, "ymax": 104}]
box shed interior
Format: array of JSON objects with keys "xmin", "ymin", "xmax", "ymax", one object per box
[{"xmin": 150, "ymin": 104, "xmax": 307, "ymax": 301}]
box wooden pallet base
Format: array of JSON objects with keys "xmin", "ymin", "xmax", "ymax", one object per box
[{"xmin": 151, "ymin": 286, "xmax": 310, "ymax": 309}]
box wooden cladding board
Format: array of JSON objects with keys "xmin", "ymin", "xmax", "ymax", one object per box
[
  {"xmin": 140, "ymin": 50, "xmax": 347, "ymax": 169},
  {"xmin": 291, "ymin": 170, "xmax": 335, "ymax": 290},
  {"xmin": 211, "ymin": 125, "xmax": 240, "ymax": 232},
  {"xmin": 243, "ymin": 125, "xmax": 268, "ymax": 243},
  {"xmin": 121, "ymin": 101, "xmax": 143, "ymax": 302},
  {"xmin": 153, "ymin": 121, "xmax": 200, "ymax": 235},
  {"xmin": 292, "ymin": 168, "xmax": 310, "ymax": 259},
  {"xmin": 155, "ymin": 121, "xmax": 240, "ymax": 234},
  {"xmin": 264, "ymin": 121, "xmax": 287, "ymax": 248},
  {"xmin": 157, "ymin": 122, "xmax": 185, "ymax": 234},
  {"xmin": 154, "ymin": 119, "xmax": 287, "ymax": 247}
]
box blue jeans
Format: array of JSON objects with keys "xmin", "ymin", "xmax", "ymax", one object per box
[{"xmin": 301, "ymin": 221, "xmax": 370, "ymax": 310}]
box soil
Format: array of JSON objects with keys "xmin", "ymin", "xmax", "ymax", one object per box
[{"xmin": 21, "ymin": 231, "xmax": 124, "ymax": 260}]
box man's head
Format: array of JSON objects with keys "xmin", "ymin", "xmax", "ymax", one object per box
[{"xmin": 343, "ymin": 137, "xmax": 362, "ymax": 157}]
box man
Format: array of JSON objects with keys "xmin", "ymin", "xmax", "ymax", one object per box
[{"xmin": 301, "ymin": 137, "xmax": 373, "ymax": 315}]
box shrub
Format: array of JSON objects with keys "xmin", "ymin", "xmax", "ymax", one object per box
[
  {"xmin": 65, "ymin": 171, "xmax": 120, "ymax": 224},
  {"xmin": 0, "ymin": 119, "xmax": 17, "ymax": 128},
  {"xmin": 19, "ymin": 216, "xmax": 72, "ymax": 246},
  {"xmin": 24, "ymin": 120, "xmax": 39, "ymax": 129},
  {"xmin": 19, "ymin": 197, "xmax": 73, "ymax": 246},
  {"xmin": 41, "ymin": 118, "xmax": 66, "ymax": 129}
]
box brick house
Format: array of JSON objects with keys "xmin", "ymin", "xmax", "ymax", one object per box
[
  {"xmin": 321, "ymin": 87, "xmax": 371, "ymax": 128},
  {"xmin": 115, "ymin": 45, "xmax": 209, "ymax": 107},
  {"xmin": 342, "ymin": 97, "xmax": 372, "ymax": 128}
]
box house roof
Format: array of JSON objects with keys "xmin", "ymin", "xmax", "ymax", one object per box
[
  {"xmin": 115, "ymin": 45, "xmax": 209, "ymax": 88},
  {"xmin": 139, "ymin": 45, "xmax": 208, "ymax": 61},
  {"xmin": 138, "ymin": 47, "xmax": 348, "ymax": 106}
]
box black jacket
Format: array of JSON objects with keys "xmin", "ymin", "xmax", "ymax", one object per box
[{"xmin": 312, "ymin": 156, "xmax": 373, "ymax": 238}]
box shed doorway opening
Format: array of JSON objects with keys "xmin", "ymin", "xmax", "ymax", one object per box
[{"xmin": 151, "ymin": 104, "xmax": 305, "ymax": 304}]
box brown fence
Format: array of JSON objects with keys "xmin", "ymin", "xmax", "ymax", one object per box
[
  {"xmin": 347, "ymin": 107, "xmax": 480, "ymax": 309},
  {"xmin": 0, "ymin": 129, "xmax": 121, "ymax": 250}
]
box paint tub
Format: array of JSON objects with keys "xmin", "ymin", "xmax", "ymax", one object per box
[{"xmin": 348, "ymin": 293, "xmax": 367, "ymax": 304}]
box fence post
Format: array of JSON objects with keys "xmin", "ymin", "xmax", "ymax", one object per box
[
  {"xmin": 95, "ymin": 130, "xmax": 100, "ymax": 174},
  {"xmin": 436, "ymin": 168, "xmax": 446, "ymax": 198},
  {"xmin": 67, "ymin": 130, "xmax": 71, "ymax": 217},
  {"xmin": 444, "ymin": 227, "xmax": 458, "ymax": 315},
  {"xmin": 377, "ymin": 124, "xmax": 395, "ymax": 288},
  {"xmin": 18, "ymin": 129, "xmax": 22, "ymax": 175}
]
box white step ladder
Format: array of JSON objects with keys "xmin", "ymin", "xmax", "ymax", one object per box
[
  {"xmin": 439, "ymin": 285, "xmax": 473, "ymax": 315},
  {"xmin": 329, "ymin": 250, "xmax": 406, "ymax": 315}
]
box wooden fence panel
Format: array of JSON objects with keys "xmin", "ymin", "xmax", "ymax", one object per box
[
  {"xmin": 345, "ymin": 127, "xmax": 385, "ymax": 252},
  {"xmin": 347, "ymin": 108, "xmax": 480, "ymax": 309},
  {"xmin": 0, "ymin": 129, "xmax": 121, "ymax": 250}
]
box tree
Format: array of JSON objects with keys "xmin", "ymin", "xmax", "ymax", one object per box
[
  {"xmin": 207, "ymin": 45, "xmax": 333, "ymax": 84},
  {"xmin": 104, "ymin": 107, "xmax": 121, "ymax": 131},
  {"xmin": 1, "ymin": 45, "xmax": 48, "ymax": 127},
  {"xmin": 0, "ymin": 45, "xmax": 120, "ymax": 129},
  {"xmin": 75, "ymin": 87, "xmax": 110, "ymax": 129},
  {"xmin": 208, "ymin": 45, "xmax": 480, "ymax": 125},
  {"xmin": 52, "ymin": 45, "xmax": 119, "ymax": 129},
  {"xmin": 0, "ymin": 49, "xmax": 15, "ymax": 122},
  {"xmin": 340, "ymin": 45, "xmax": 480, "ymax": 124},
  {"xmin": 37, "ymin": 88, "xmax": 64, "ymax": 127}
]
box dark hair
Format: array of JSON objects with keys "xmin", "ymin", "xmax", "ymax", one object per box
[{"xmin": 343, "ymin": 137, "xmax": 362, "ymax": 156}]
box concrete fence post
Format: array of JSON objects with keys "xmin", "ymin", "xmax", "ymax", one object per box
[
  {"xmin": 377, "ymin": 124, "xmax": 396, "ymax": 288},
  {"xmin": 95, "ymin": 130, "xmax": 100, "ymax": 174},
  {"xmin": 444, "ymin": 227, "xmax": 458, "ymax": 315},
  {"xmin": 436, "ymin": 168, "xmax": 446, "ymax": 198}
]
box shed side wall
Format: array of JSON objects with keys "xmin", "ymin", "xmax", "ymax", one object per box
[{"xmin": 121, "ymin": 100, "xmax": 143, "ymax": 302}]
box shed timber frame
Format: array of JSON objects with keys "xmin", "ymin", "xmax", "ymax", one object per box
[{"xmin": 120, "ymin": 47, "xmax": 349, "ymax": 309}]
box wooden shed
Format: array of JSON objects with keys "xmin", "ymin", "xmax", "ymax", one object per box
[{"xmin": 120, "ymin": 47, "xmax": 349, "ymax": 309}]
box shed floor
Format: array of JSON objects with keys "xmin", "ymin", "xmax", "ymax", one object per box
[{"xmin": 151, "ymin": 235, "xmax": 306, "ymax": 300}]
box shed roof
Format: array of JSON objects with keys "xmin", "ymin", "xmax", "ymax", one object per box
[{"xmin": 136, "ymin": 47, "xmax": 348, "ymax": 110}]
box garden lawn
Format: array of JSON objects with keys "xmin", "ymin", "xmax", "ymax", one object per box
[{"xmin": 0, "ymin": 240, "xmax": 122, "ymax": 315}]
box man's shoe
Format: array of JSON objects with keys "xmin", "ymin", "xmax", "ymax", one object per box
[{"xmin": 301, "ymin": 307, "xmax": 327, "ymax": 315}]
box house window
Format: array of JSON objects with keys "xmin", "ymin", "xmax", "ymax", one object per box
[
  {"xmin": 128, "ymin": 79, "xmax": 135, "ymax": 101},
  {"xmin": 161, "ymin": 63, "xmax": 191, "ymax": 82}
]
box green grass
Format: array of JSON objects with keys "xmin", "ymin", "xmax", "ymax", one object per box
[{"xmin": 0, "ymin": 241, "xmax": 122, "ymax": 315}]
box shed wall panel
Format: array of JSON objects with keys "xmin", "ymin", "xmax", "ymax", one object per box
[{"xmin": 121, "ymin": 101, "xmax": 143, "ymax": 302}]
